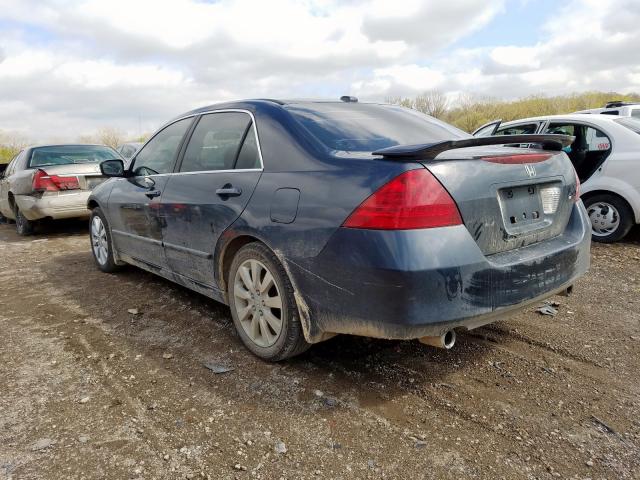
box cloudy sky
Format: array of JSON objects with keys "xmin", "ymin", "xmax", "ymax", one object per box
[{"xmin": 1, "ymin": 0, "xmax": 639, "ymax": 141}]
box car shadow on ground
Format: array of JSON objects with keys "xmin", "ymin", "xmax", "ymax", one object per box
[
  {"xmin": 39, "ymin": 246, "xmax": 495, "ymax": 408},
  {"xmin": 620, "ymin": 224, "xmax": 640, "ymax": 245},
  {"xmin": 0, "ymin": 218, "xmax": 88, "ymax": 241}
]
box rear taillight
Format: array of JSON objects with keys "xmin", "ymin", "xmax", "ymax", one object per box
[
  {"xmin": 33, "ymin": 169, "xmax": 80, "ymax": 192},
  {"xmin": 574, "ymin": 169, "xmax": 581, "ymax": 202},
  {"xmin": 342, "ymin": 169, "xmax": 462, "ymax": 230}
]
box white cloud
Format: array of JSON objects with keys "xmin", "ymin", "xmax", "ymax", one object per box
[{"xmin": 0, "ymin": 0, "xmax": 638, "ymax": 141}]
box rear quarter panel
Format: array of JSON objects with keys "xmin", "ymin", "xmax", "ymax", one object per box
[{"xmin": 582, "ymin": 151, "xmax": 640, "ymax": 222}]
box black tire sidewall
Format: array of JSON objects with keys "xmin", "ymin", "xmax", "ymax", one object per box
[
  {"xmin": 15, "ymin": 208, "xmax": 34, "ymax": 236},
  {"xmin": 90, "ymin": 207, "xmax": 119, "ymax": 273},
  {"xmin": 228, "ymin": 243, "xmax": 306, "ymax": 361},
  {"xmin": 584, "ymin": 194, "xmax": 634, "ymax": 243}
]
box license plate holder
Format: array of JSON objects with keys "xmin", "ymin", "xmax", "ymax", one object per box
[{"xmin": 499, "ymin": 184, "xmax": 544, "ymax": 233}]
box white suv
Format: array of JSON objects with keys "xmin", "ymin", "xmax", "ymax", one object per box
[
  {"xmin": 474, "ymin": 114, "xmax": 640, "ymax": 242},
  {"xmin": 574, "ymin": 101, "xmax": 640, "ymax": 118}
]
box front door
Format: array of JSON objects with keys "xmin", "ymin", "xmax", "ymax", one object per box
[
  {"xmin": 107, "ymin": 117, "xmax": 193, "ymax": 269},
  {"xmin": 161, "ymin": 111, "xmax": 263, "ymax": 288}
]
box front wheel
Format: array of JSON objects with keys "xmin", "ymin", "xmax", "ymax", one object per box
[
  {"xmin": 90, "ymin": 207, "xmax": 120, "ymax": 273},
  {"xmin": 15, "ymin": 207, "xmax": 35, "ymax": 236},
  {"xmin": 228, "ymin": 242, "xmax": 310, "ymax": 361},
  {"xmin": 584, "ymin": 194, "xmax": 634, "ymax": 243}
]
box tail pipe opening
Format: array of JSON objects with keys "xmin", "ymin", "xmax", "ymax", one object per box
[{"xmin": 419, "ymin": 330, "xmax": 456, "ymax": 349}]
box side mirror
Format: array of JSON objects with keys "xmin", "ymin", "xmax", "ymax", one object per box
[{"xmin": 100, "ymin": 159, "xmax": 126, "ymax": 177}]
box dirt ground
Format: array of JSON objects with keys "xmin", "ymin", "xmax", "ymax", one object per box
[{"xmin": 0, "ymin": 221, "xmax": 639, "ymax": 480}]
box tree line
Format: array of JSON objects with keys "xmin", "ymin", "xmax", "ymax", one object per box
[
  {"xmin": 387, "ymin": 90, "xmax": 640, "ymax": 132},
  {"xmin": 2, "ymin": 90, "xmax": 639, "ymax": 164}
]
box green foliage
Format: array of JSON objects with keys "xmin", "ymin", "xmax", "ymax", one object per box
[{"xmin": 390, "ymin": 91, "xmax": 640, "ymax": 133}]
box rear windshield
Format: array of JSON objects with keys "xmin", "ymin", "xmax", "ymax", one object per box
[
  {"xmin": 614, "ymin": 117, "xmax": 640, "ymax": 134},
  {"xmin": 29, "ymin": 145, "xmax": 118, "ymax": 168},
  {"xmin": 284, "ymin": 103, "xmax": 468, "ymax": 153}
]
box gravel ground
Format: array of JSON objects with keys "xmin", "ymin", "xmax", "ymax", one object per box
[{"xmin": 0, "ymin": 220, "xmax": 639, "ymax": 480}]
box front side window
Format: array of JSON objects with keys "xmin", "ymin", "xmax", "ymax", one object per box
[
  {"xmin": 494, "ymin": 123, "xmax": 539, "ymax": 136},
  {"xmin": 133, "ymin": 118, "xmax": 192, "ymax": 175},
  {"xmin": 180, "ymin": 112, "xmax": 252, "ymax": 172},
  {"xmin": 630, "ymin": 109, "xmax": 640, "ymax": 119}
]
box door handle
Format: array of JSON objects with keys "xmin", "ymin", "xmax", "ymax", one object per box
[
  {"xmin": 216, "ymin": 187, "xmax": 242, "ymax": 197},
  {"xmin": 145, "ymin": 190, "xmax": 161, "ymax": 199}
]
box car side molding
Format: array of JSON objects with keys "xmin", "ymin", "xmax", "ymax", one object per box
[{"xmin": 372, "ymin": 134, "xmax": 575, "ymax": 160}]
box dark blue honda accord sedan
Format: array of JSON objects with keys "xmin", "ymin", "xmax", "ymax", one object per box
[{"xmin": 88, "ymin": 98, "xmax": 590, "ymax": 360}]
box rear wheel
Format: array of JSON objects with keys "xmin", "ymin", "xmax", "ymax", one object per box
[
  {"xmin": 584, "ymin": 194, "xmax": 634, "ymax": 243},
  {"xmin": 228, "ymin": 242, "xmax": 310, "ymax": 361},
  {"xmin": 90, "ymin": 207, "xmax": 120, "ymax": 273},
  {"xmin": 15, "ymin": 207, "xmax": 35, "ymax": 236}
]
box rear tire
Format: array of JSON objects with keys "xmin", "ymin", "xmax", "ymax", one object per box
[
  {"xmin": 89, "ymin": 207, "xmax": 120, "ymax": 273},
  {"xmin": 228, "ymin": 242, "xmax": 310, "ymax": 361},
  {"xmin": 15, "ymin": 207, "xmax": 35, "ymax": 236},
  {"xmin": 584, "ymin": 194, "xmax": 634, "ymax": 243}
]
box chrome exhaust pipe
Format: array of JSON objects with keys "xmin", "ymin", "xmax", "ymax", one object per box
[{"xmin": 419, "ymin": 330, "xmax": 456, "ymax": 349}]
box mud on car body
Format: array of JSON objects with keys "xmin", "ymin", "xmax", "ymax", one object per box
[{"xmin": 88, "ymin": 99, "xmax": 590, "ymax": 361}]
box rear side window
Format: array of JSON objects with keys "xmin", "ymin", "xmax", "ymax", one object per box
[
  {"xmin": 284, "ymin": 103, "xmax": 467, "ymax": 152},
  {"xmin": 495, "ymin": 123, "xmax": 539, "ymax": 135},
  {"xmin": 28, "ymin": 145, "xmax": 116, "ymax": 168},
  {"xmin": 180, "ymin": 113, "xmax": 252, "ymax": 172},
  {"xmin": 235, "ymin": 124, "xmax": 261, "ymax": 169},
  {"xmin": 133, "ymin": 118, "xmax": 192, "ymax": 175}
]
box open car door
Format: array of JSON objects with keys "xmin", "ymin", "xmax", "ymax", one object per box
[{"xmin": 473, "ymin": 119, "xmax": 502, "ymax": 137}]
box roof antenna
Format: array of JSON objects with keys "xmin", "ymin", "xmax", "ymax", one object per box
[{"xmin": 340, "ymin": 95, "xmax": 358, "ymax": 103}]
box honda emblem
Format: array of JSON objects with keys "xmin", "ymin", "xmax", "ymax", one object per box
[{"xmin": 524, "ymin": 164, "xmax": 536, "ymax": 177}]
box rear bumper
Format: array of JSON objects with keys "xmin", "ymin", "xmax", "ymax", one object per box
[
  {"xmin": 288, "ymin": 202, "xmax": 591, "ymax": 343},
  {"xmin": 15, "ymin": 191, "xmax": 92, "ymax": 221}
]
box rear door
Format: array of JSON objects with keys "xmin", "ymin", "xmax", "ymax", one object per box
[
  {"xmin": 107, "ymin": 117, "xmax": 193, "ymax": 269},
  {"xmin": 542, "ymin": 121, "xmax": 612, "ymax": 182},
  {"xmin": 161, "ymin": 111, "xmax": 263, "ymax": 288}
]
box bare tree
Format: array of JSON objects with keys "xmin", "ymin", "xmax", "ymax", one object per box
[
  {"xmin": 97, "ymin": 127, "xmax": 124, "ymax": 149},
  {"xmin": 385, "ymin": 96, "xmax": 414, "ymax": 109},
  {"xmin": 413, "ymin": 90, "xmax": 449, "ymax": 119}
]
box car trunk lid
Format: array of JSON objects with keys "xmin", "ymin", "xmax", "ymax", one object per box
[
  {"xmin": 372, "ymin": 135, "xmax": 578, "ymax": 255},
  {"xmin": 425, "ymin": 147, "xmax": 577, "ymax": 254}
]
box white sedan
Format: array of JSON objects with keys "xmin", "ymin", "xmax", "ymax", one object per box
[{"xmin": 474, "ymin": 114, "xmax": 640, "ymax": 242}]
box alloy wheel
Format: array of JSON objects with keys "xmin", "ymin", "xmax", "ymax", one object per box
[
  {"xmin": 91, "ymin": 215, "xmax": 109, "ymax": 265},
  {"xmin": 233, "ymin": 259, "xmax": 283, "ymax": 347}
]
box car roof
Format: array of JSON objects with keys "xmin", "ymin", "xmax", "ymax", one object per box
[
  {"xmin": 501, "ymin": 113, "xmax": 625, "ymax": 126},
  {"xmin": 177, "ymin": 98, "xmax": 383, "ymax": 119}
]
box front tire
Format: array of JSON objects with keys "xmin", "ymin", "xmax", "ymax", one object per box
[
  {"xmin": 15, "ymin": 207, "xmax": 35, "ymax": 236},
  {"xmin": 584, "ymin": 194, "xmax": 634, "ymax": 243},
  {"xmin": 90, "ymin": 207, "xmax": 120, "ymax": 273},
  {"xmin": 228, "ymin": 242, "xmax": 310, "ymax": 361}
]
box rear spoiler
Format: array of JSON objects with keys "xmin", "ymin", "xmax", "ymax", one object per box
[{"xmin": 372, "ymin": 134, "xmax": 575, "ymax": 161}]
